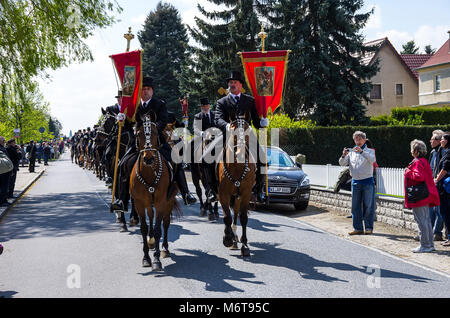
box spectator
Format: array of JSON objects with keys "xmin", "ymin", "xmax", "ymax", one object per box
[
  {"xmin": 404, "ymin": 139, "xmax": 440, "ymax": 253},
  {"xmin": 19, "ymin": 144, "xmax": 26, "ymax": 167},
  {"xmin": 43, "ymin": 142, "xmax": 51, "ymax": 166},
  {"xmin": 428, "ymin": 130, "xmax": 445, "ymax": 242},
  {"xmin": 26, "ymin": 140, "xmax": 37, "ymax": 173},
  {"xmin": 6, "ymin": 139, "xmax": 22, "ymax": 199},
  {"xmin": 0, "ymin": 136, "xmax": 13, "ymax": 206},
  {"xmin": 339, "ymin": 131, "xmax": 376, "ymax": 235},
  {"xmin": 434, "ymin": 133, "xmax": 450, "ymax": 247},
  {"xmin": 36, "ymin": 143, "xmax": 43, "ymax": 164}
]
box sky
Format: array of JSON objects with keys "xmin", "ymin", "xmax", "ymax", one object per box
[{"xmin": 36, "ymin": 0, "xmax": 450, "ymax": 136}]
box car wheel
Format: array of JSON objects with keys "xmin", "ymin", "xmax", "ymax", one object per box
[{"xmin": 294, "ymin": 201, "xmax": 308, "ymax": 211}]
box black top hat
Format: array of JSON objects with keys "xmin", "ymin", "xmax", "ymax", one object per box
[
  {"xmin": 143, "ymin": 77, "xmax": 154, "ymax": 88},
  {"xmin": 226, "ymin": 71, "xmax": 244, "ymax": 84},
  {"xmin": 200, "ymin": 98, "xmax": 210, "ymax": 106},
  {"xmin": 115, "ymin": 90, "xmax": 122, "ymax": 98}
]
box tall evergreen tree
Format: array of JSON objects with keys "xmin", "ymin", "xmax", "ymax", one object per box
[
  {"xmin": 256, "ymin": 0, "xmax": 379, "ymax": 126},
  {"xmin": 401, "ymin": 40, "xmax": 420, "ymax": 54},
  {"xmin": 424, "ymin": 45, "xmax": 436, "ymax": 55},
  {"xmin": 180, "ymin": 0, "xmax": 261, "ymax": 117},
  {"xmin": 138, "ymin": 2, "xmax": 189, "ymax": 119}
]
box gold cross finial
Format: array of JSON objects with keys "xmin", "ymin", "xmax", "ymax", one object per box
[
  {"xmin": 124, "ymin": 27, "xmax": 134, "ymax": 52},
  {"xmin": 258, "ymin": 26, "xmax": 268, "ymax": 53}
]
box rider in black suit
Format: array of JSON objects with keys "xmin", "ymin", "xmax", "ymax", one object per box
[{"xmin": 204, "ymin": 71, "xmax": 269, "ymax": 202}]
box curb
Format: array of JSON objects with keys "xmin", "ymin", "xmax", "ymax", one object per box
[{"xmin": 0, "ymin": 169, "xmax": 46, "ymax": 221}]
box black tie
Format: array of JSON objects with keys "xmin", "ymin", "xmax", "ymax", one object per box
[
  {"xmin": 205, "ymin": 113, "xmax": 210, "ymax": 124},
  {"xmin": 235, "ymin": 96, "xmax": 239, "ymax": 104}
]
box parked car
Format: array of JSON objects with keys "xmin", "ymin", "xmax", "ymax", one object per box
[{"xmin": 257, "ymin": 146, "xmax": 310, "ymax": 211}]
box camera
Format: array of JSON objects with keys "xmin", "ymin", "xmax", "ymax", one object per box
[{"xmin": 346, "ymin": 148, "xmax": 353, "ymax": 152}]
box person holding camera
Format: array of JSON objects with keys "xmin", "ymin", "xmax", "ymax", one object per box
[
  {"xmin": 6, "ymin": 139, "xmax": 22, "ymax": 199},
  {"xmin": 339, "ymin": 131, "xmax": 376, "ymax": 235},
  {"xmin": 404, "ymin": 139, "xmax": 440, "ymax": 253}
]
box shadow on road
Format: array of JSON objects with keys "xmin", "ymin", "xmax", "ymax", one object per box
[
  {"xmin": 139, "ymin": 248, "xmax": 264, "ymax": 293},
  {"xmin": 0, "ymin": 290, "xmax": 18, "ymax": 298},
  {"xmin": 0, "ymin": 192, "xmax": 117, "ymax": 242},
  {"xmin": 246, "ymin": 242, "xmax": 435, "ymax": 283}
]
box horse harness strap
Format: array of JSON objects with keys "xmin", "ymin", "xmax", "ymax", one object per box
[{"xmin": 135, "ymin": 151, "xmax": 163, "ymax": 201}]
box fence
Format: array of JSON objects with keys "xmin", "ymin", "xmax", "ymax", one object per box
[{"xmin": 301, "ymin": 164, "xmax": 404, "ymax": 198}]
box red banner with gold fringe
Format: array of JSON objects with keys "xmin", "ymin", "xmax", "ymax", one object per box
[
  {"xmin": 110, "ymin": 50, "xmax": 143, "ymax": 121},
  {"xmin": 239, "ymin": 50, "xmax": 290, "ymax": 118}
]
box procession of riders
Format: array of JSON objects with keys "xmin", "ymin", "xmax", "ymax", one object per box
[{"xmin": 69, "ymin": 72, "xmax": 270, "ymax": 269}]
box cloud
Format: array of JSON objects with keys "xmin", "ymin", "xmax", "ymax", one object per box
[{"xmin": 364, "ymin": 4, "xmax": 382, "ymax": 30}]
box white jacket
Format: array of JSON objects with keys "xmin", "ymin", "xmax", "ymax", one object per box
[{"xmin": 339, "ymin": 147, "xmax": 376, "ymax": 181}]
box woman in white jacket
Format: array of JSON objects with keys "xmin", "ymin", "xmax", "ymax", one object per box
[{"xmin": 339, "ymin": 131, "xmax": 376, "ymax": 235}]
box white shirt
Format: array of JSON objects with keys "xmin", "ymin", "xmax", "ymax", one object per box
[{"xmin": 230, "ymin": 93, "xmax": 241, "ymax": 103}]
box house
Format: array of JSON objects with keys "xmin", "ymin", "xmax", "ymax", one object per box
[
  {"xmin": 416, "ymin": 32, "xmax": 450, "ymax": 106},
  {"xmin": 361, "ymin": 38, "xmax": 432, "ymax": 116}
]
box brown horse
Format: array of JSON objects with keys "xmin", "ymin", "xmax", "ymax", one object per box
[
  {"xmin": 129, "ymin": 116, "xmax": 181, "ymax": 270},
  {"xmin": 217, "ymin": 118, "xmax": 256, "ymax": 257}
]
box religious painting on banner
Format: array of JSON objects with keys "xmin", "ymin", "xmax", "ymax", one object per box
[
  {"xmin": 110, "ymin": 50, "xmax": 143, "ymax": 121},
  {"xmin": 239, "ymin": 50, "xmax": 290, "ymax": 118}
]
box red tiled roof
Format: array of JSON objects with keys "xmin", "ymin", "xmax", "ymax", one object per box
[
  {"xmin": 418, "ymin": 39, "xmax": 450, "ymax": 70},
  {"xmin": 400, "ymin": 54, "xmax": 433, "ymax": 79}
]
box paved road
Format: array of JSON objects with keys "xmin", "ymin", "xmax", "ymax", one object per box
[{"xmin": 0, "ymin": 153, "xmax": 449, "ymax": 298}]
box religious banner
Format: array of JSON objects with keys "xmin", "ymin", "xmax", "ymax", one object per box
[
  {"xmin": 239, "ymin": 50, "xmax": 290, "ymax": 117},
  {"xmin": 110, "ymin": 50, "xmax": 143, "ymax": 121}
]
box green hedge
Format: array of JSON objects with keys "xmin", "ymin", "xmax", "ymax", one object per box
[
  {"xmin": 279, "ymin": 125, "xmax": 450, "ymax": 168},
  {"xmin": 391, "ymin": 106, "xmax": 450, "ymax": 125}
]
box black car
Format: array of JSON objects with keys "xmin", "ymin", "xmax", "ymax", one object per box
[{"xmin": 258, "ymin": 146, "xmax": 310, "ymax": 210}]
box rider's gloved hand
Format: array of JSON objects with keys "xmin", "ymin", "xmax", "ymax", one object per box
[
  {"xmin": 260, "ymin": 117, "xmax": 269, "ymax": 128},
  {"xmin": 116, "ymin": 113, "xmax": 126, "ymax": 121}
]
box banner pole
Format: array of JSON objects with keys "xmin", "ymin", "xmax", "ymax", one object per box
[
  {"xmin": 265, "ymin": 128, "xmax": 269, "ymax": 199},
  {"xmin": 111, "ymin": 121, "xmax": 123, "ymax": 205}
]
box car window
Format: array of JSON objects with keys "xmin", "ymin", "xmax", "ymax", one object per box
[{"xmin": 267, "ymin": 148, "xmax": 295, "ymax": 167}]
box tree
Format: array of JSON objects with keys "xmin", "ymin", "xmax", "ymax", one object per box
[
  {"xmin": 180, "ymin": 0, "xmax": 261, "ymax": 120},
  {"xmin": 138, "ymin": 2, "xmax": 189, "ymax": 119},
  {"xmin": 424, "ymin": 45, "xmax": 436, "ymax": 55},
  {"xmin": 401, "ymin": 40, "xmax": 420, "ymax": 54},
  {"xmin": 257, "ymin": 0, "xmax": 379, "ymax": 126}
]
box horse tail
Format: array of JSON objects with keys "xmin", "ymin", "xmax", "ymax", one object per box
[{"xmin": 172, "ymin": 198, "xmax": 183, "ymax": 220}]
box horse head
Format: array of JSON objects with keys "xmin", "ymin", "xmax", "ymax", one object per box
[
  {"xmin": 137, "ymin": 115, "xmax": 160, "ymax": 166},
  {"xmin": 98, "ymin": 111, "xmax": 117, "ymax": 137}
]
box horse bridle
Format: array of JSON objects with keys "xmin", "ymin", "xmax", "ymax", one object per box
[
  {"xmin": 135, "ymin": 116, "xmax": 163, "ymax": 195},
  {"xmin": 222, "ymin": 117, "xmax": 251, "ymax": 189}
]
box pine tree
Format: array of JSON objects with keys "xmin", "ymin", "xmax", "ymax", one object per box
[
  {"xmin": 179, "ymin": 0, "xmax": 261, "ymax": 118},
  {"xmin": 138, "ymin": 1, "xmax": 189, "ymax": 119},
  {"xmin": 401, "ymin": 40, "xmax": 420, "ymax": 54},
  {"xmin": 424, "ymin": 45, "xmax": 436, "ymax": 55},
  {"xmin": 256, "ymin": 0, "xmax": 379, "ymax": 126}
]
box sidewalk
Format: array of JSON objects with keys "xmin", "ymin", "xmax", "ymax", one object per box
[{"xmin": 0, "ymin": 163, "xmax": 46, "ymax": 220}]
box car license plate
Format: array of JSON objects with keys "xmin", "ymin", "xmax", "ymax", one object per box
[{"xmin": 269, "ymin": 187, "xmax": 291, "ymax": 193}]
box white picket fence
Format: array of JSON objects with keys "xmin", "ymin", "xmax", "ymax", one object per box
[{"xmin": 301, "ymin": 164, "xmax": 404, "ymax": 197}]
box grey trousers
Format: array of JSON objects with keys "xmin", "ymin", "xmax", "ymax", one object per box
[{"xmin": 413, "ymin": 205, "xmax": 434, "ymax": 249}]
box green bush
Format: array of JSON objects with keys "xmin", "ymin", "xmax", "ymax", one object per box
[
  {"xmin": 391, "ymin": 106, "xmax": 450, "ymax": 125},
  {"xmin": 279, "ymin": 125, "xmax": 450, "ymax": 168}
]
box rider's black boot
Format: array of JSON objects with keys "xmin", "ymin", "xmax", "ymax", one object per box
[{"xmin": 176, "ymin": 165, "xmax": 197, "ymax": 205}]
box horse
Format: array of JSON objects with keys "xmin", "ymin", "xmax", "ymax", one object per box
[
  {"xmin": 217, "ymin": 117, "xmax": 256, "ymax": 257},
  {"xmin": 190, "ymin": 132, "xmax": 219, "ymax": 220},
  {"xmin": 129, "ymin": 115, "xmax": 181, "ymax": 270},
  {"xmin": 99, "ymin": 108, "xmax": 139, "ymax": 230}
]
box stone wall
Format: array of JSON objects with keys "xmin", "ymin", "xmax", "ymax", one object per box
[{"xmin": 310, "ymin": 186, "xmax": 418, "ymax": 232}]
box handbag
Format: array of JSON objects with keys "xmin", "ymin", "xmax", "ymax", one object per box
[
  {"xmin": 406, "ymin": 181, "xmax": 429, "ymax": 203},
  {"xmin": 0, "ymin": 151, "xmax": 14, "ymax": 174}
]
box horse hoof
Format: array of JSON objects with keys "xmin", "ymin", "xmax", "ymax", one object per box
[
  {"xmin": 148, "ymin": 238, "xmax": 155, "ymax": 250},
  {"xmin": 142, "ymin": 257, "xmax": 152, "ymax": 268},
  {"xmin": 115, "ymin": 218, "xmax": 121, "ymax": 224},
  {"xmin": 230, "ymin": 241, "xmax": 239, "ymax": 250},
  {"xmin": 152, "ymin": 261, "xmax": 163, "ymax": 272},
  {"xmin": 120, "ymin": 224, "xmax": 128, "ymax": 232},
  {"xmin": 200, "ymin": 208, "xmax": 206, "ymax": 217},
  {"xmin": 241, "ymin": 246, "xmax": 250, "ymax": 257},
  {"xmin": 208, "ymin": 213, "xmax": 216, "ymax": 222},
  {"xmin": 129, "ymin": 218, "xmax": 138, "ymax": 227},
  {"xmin": 223, "ymin": 236, "xmax": 234, "ymax": 248},
  {"xmin": 161, "ymin": 250, "xmax": 170, "ymax": 259}
]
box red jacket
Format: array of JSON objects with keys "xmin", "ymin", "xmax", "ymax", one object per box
[{"xmin": 404, "ymin": 157, "xmax": 440, "ymax": 208}]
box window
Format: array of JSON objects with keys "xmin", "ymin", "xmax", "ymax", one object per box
[
  {"xmin": 435, "ymin": 75, "xmax": 441, "ymax": 91},
  {"xmin": 396, "ymin": 84, "xmax": 403, "ymax": 96},
  {"xmin": 370, "ymin": 84, "xmax": 382, "ymax": 100}
]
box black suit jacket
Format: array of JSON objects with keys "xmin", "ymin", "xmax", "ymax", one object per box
[
  {"xmin": 194, "ymin": 110, "xmax": 216, "ymax": 136},
  {"xmin": 215, "ymin": 94, "xmax": 261, "ymax": 131},
  {"xmin": 135, "ymin": 98, "xmax": 168, "ymax": 134}
]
